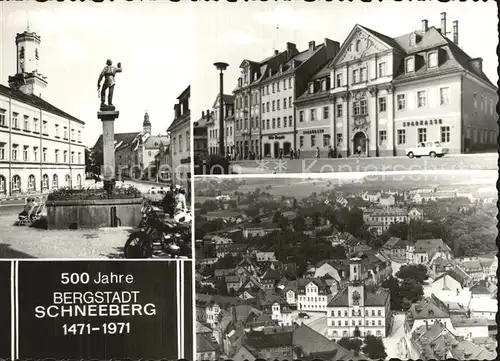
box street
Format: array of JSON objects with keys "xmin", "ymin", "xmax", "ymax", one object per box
[
  {"xmin": 383, "ymin": 313, "xmax": 407, "ymax": 359},
  {"xmin": 230, "ymin": 153, "xmax": 497, "ymax": 174},
  {"xmin": 0, "ymin": 180, "xmax": 166, "ymax": 259}
]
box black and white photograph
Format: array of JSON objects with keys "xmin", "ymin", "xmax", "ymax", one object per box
[
  {"xmin": 1, "ymin": 260, "xmax": 192, "ymax": 360},
  {"xmin": 192, "ymin": 1, "xmax": 497, "ymax": 174},
  {"xmin": 194, "ymin": 171, "xmax": 497, "ymax": 360},
  {"xmin": 0, "ymin": 2, "xmax": 194, "ymax": 259}
]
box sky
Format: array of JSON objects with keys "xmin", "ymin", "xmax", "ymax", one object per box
[
  {"xmin": 0, "ymin": 1, "xmax": 194, "ymax": 147},
  {"xmin": 192, "ymin": 1, "xmax": 498, "ymax": 120}
]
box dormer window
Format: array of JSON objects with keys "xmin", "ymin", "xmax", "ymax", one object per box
[
  {"xmin": 428, "ymin": 52, "xmax": 438, "ymax": 68},
  {"xmin": 309, "ymin": 82, "xmax": 314, "ymax": 94},
  {"xmin": 321, "ymin": 80, "xmax": 326, "ymax": 91},
  {"xmin": 405, "ymin": 57, "xmax": 415, "ymax": 73},
  {"xmin": 409, "ymin": 33, "xmax": 417, "ymax": 47}
]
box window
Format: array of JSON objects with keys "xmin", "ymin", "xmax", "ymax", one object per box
[
  {"xmin": 473, "ymin": 93, "xmax": 477, "ymax": 108},
  {"xmin": 323, "ymin": 134, "xmax": 331, "ymax": 147},
  {"xmin": 310, "ymin": 109, "xmax": 316, "ymax": 121},
  {"xmin": 321, "ymin": 80, "xmax": 327, "ymax": 91},
  {"xmin": 428, "ymin": 52, "xmax": 438, "ymax": 68},
  {"xmin": 71, "ymin": 129, "xmax": 75, "ymax": 141},
  {"xmin": 0, "ymin": 109, "xmax": 5, "ymax": 126},
  {"xmin": 299, "ymin": 136, "xmax": 304, "ymax": 148},
  {"xmin": 352, "ymin": 69, "xmax": 359, "ymax": 83},
  {"xmin": 379, "ymin": 97, "xmax": 387, "ymax": 112},
  {"xmin": 440, "ymin": 87, "xmax": 450, "ymax": 105},
  {"xmin": 12, "ymin": 175, "xmax": 21, "ymax": 192},
  {"xmin": 336, "ymin": 133, "xmax": 343, "ymax": 145},
  {"xmin": 65, "ymin": 174, "xmax": 71, "ymax": 187},
  {"xmin": 323, "ymin": 106, "xmax": 329, "ymax": 119},
  {"xmin": 28, "ymin": 175, "xmax": 35, "ymax": 190},
  {"xmin": 272, "ymin": 119, "xmax": 276, "ymax": 129},
  {"xmin": 71, "ymin": 152, "xmax": 75, "ymax": 163},
  {"xmin": 186, "ymin": 131, "xmax": 190, "ymax": 151},
  {"xmin": 276, "ymin": 81, "xmax": 280, "ymax": 92},
  {"xmin": 78, "ymin": 152, "xmax": 81, "ymax": 164},
  {"xmin": 23, "ymin": 146, "xmax": 28, "ymax": 161},
  {"xmin": 288, "ymin": 97, "xmax": 292, "ymax": 108},
  {"xmin": 336, "ymin": 74, "xmax": 343, "ymax": 87},
  {"xmin": 43, "ymin": 121, "xmax": 48, "ymax": 134},
  {"xmin": 42, "ymin": 148, "xmax": 47, "ymax": 162},
  {"xmin": 441, "ymin": 126, "xmax": 450, "ymax": 143},
  {"xmin": 266, "ymin": 102, "xmax": 269, "ymax": 112},
  {"xmin": 405, "ymin": 57, "xmax": 414, "ymax": 72},
  {"xmin": 23, "ymin": 116, "xmax": 29, "ymax": 131},
  {"xmin": 311, "ymin": 135, "xmax": 316, "ymax": 147},
  {"xmin": 179, "ymin": 134, "xmax": 183, "ymax": 152},
  {"xmin": 355, "ymin": 40, "xmax": 361, "ymax": 51},
  {"xmin": 360, "ymin": 68, "xmax": 367, "ymax": 82},
  {"xmin": 33, "ymin": 118, "xmax": 39, "ymax": 132},
  {"xmin": 277, "ymin": 117, "xmax": 281, "ymax": 128},
  {"xmin": 283, "ymin": 79, "xmax": 287, "ymax": 90},
  {"xmin": 336, "ymin": 104, "xmax": 343, "ymax": 118},
  {"xmin": 490, "ymin": 99, "xmax": 494, "ymax": 114},
  {"xmin": 12, "ymin": 113, "xmax": 19, "ymax": 129},
  {"xmin": 55, "ymin": 124, "xmax": 60, "ymax": 138},
  {"xmin": 283, "ymin": 98, "xmax": 287, "ymax": 109},
  {"xmin": 418, "ymin": 128, "xmax": 427, "ymax": 143},
  {"xmin": 379, "ymin": 130, "xmax": 387, "ymax": 144},
  {"xmin": 63, "ymin": 127, "xmax": 68, "ymax": 139},
  {"xmin": 309, "ymin": 83, "xmax": 314, "ymax": 94},
  {"xmin": 353, "ymin": 102, "xmax": 360, "ymax": 116},
  {"xmin": 12, "ymin": 145, "xmax": 18, "ymax": 160},
  {"xmin": 377, "ymin": 310, "xmax": 382, "ymax": 316},
  {"xmin": 355, "ymin": 100, "xmax": 367, "ymax": 115},
  {"xmin": 417, "ymin": 91, "xmax": 427, "ymax": 108},
  {"xmin": 42, "ymin": 174, "xmax": 49, "ymax": 189},
  {"xmin": 77, "ymin": 174, "xmax": 82, "ymax": 188},
  {"xmin": 266, "ymin": 119, "xmax": 270, "ymax": 129},
  {"xmin": 289, "ymin": 78, "xmax": 292, "ymax": 88},
  {"xmin": 277, "ymin": 100, "xmax": 280, "ymax": 110},
  {"xmin": 378, "ymin": 62, "xmax": 386, "ymax": 77},
  {"xmin": 63, "ymin": 150, "xmax": 68, "ymax": 163},
  {"xmin": 397, "ymin": 94, "xmax": 406, "ymax": 110},
  {"xmin": 272, "ymin": 101, "xmax": 275, "ymax": 111},
  {"xmin": 0, "ymin": 144, "xmax": 4, "ymax": 160},
  {"xmin": 352, "ymin": 290, "xmax": 360, "ymax": 305},
  {"xmin": 55, "ymin": 150, "xmax": 59, "ymax": 163},
  {"xmin": 272, "ymin": 83, "xmax": 275, "ymax": 93},
  {"xmin": 397, "ymin": 129, "xmax": 406, "ymax": 145}
]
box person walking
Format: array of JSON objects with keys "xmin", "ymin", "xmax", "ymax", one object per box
[{"xmin": 316, "ymin": 147, "xmax": 320, "ymax": 159}]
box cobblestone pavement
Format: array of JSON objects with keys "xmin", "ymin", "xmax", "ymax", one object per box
[{"xmin": 230, "ymin": 153, "xmax": 497, "ymax": 174}]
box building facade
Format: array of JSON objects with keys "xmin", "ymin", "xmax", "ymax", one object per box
[
  {"xmin": 326, "ymin": 258, "xmax": 391, "ymax": 339},
  {"xmin": 208, "ymin": 94, "xmax": 234, "ymax": 157},
  {"xmin": 323, "ymin": 14, "xmax": 497, "ymax": 157},
  {"xmin": 0, "ymin": 30, "xmax": 86, "ymax": 196},
  {"xmin": 193, "ymin": 111, "xmax": 208, "ymax": 159},
  {"xmin": 168, "ymin": 85, "xmax": 190, "ymax": 189}
]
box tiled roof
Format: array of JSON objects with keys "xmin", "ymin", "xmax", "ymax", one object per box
[
  {"xmin": 196, "ymin": 321, "xmax": 212, "ymax": 334},
  {"xmin": 328, "ymin": 285, "xmax": 389, "ymax": 307},
  {"xmin": 450, "ymin": 340, "xmax": 497, "ymax": 360},
  {"xmin": 245, "ymin": 329, "xmax": 293, "ymax": 349},
  {"xmin": 0, "ymin": 83, "xmax": 84, "ymax": 125},
  {"xmin": 196, "ymin": 333, "xmax": 218, "ymax": 352},
  {"xmin": 408, "ymin": 296, "xmax": 449, "ymax": 320},
  {"xmin": 470, "ymin": 280, "xmax": 497, "ymax": 295},
  {"xmin": 414, "ymin": 238, "xmax": 451, "ymax": 254},
  {"xmin": 383, "ymin": 237, "xmax": 407, "ymax": 250},
  {"xmin": 143, "ymin": 135, "xmax": 169, "ymax": 150},
  {"xmin": 433, "ymin": 267, "xmax": 471, "ymax": 288},
  {"xmin": 450, "ymin": 315, "xmax": 488, "ymax": 328}
]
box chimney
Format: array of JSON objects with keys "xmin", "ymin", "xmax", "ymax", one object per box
[
  {"xmin": 441, "ymin": 12, "xmax": 447, "ymax": 35},
  {"xmin": 274, "ymin": 49, "xmax": 279, "ymax": 55},
  {"xmin": 286, "ymin": 42, "xmax": 297, "ymax": 58},
  {"xmin": 453, "ymin": 20, "xmax": 459, "ymax": 45},
  {"xmin": 309, "ymin": 41, "xmax": 316, "ymax": 53},
  {"xmin": 202, "ymin": 111, "xmax": 205, "ymax": 118},
  {"xmin": 422, "ymin": 19, "xmax": 428, "ymax": 32}
]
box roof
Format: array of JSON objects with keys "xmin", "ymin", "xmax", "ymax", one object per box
[
  {"xmin": 450, "ymin": 315, "xmax": 488, "ymax": 328},
  {"xmin": 408, "ymin": 296, "xmax": 450, "ymax": 320},
  {"xmin": 328, "ymin": 286, "xmax": 389, "ymax": 307},
  {"xmin": 196, "ymin": 333, "xmax": 218, "ymax": 353},
  {"xmin": 167, "ymin": 85, "xmax": 190, "ymax": 132},
  {"xmin": 245, "ymin": 329, "xmax": 293, "ymax": 349},
  {"xmin": 196, "ymin": 321, "xmax": 212, "ymax": 334},
  {"xmin": 292, "ymin": 323, "xmax": 357, "ymax": 360},
  {"xmin": 414, "ymin": 238, "xmax": 451, "ymax": 255},
  {"xmin": 92, "ymin": 131, "xmax": 140, "ymax": 151},
  {"xmin": 470, "ymin": 280, "xmax": 497, "ymax": 295},
  {"xmin": 143, "ymin": 135, "xmax": 169, "ymax": 150},
  {"xmin": 433, "ymin": 267, "xmax": 471, "ymax": 288},
  {"xmin": 212, "ymin": 93, "xmax": 235, "ymax": 108},
  {"xmin": 0, "ymin": 83, "xmax": 85, "ymax": 125},
  {"xmin": 450, "ymin": 339, "xmax": 497, "ymax": 360},
  {"xmin": 383, "ymin": 237, "xmax": 407, "ymax": 250}
]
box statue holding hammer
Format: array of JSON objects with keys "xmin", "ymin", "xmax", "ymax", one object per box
[{"xmin": 97, "ymin": 59, "xmax": 122, "ymax": 110}]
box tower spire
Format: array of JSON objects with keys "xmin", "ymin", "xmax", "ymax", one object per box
[{"xmin": 26, "ymin": 10, "xmax": 30, "ymax": 31}]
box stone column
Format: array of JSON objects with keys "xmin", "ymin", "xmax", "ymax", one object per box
[{"xmin": 97, "ymin": 110, "xmax": 120, "ymax": 181}]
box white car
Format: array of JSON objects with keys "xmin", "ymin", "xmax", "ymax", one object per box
[{"xmin": 405, "ymin": 141, "xmax": 449, "ymax": 158}]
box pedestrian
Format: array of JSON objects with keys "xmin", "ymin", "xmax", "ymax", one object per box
[
  {"xmin": 316, "ymin": 147, "xmax": 320, "ymax": 159},
  {"xmin": 297, "ymin": 149, "xmax": 300, "ymax": 159},
  {"xmin": 279, "ymin": 148, "xmax": 283, "ymax": 160},
  {"xmin": 289, "ymin": 149, "xmax": 294, "ymax": 160}
]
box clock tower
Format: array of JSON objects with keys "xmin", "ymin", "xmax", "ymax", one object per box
[
  {"xmin": 348, "ymin": 257, "xmax": 365, "ymax": 307},
  {"xmin": 8, "ymin": 30, "xmax": 47, "ymax": 97}
]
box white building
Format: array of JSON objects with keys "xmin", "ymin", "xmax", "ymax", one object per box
[
  {"xmin": 405, "ymin": 296, "xmax": 454, "ymax": 334},
  {"xmin": 326, "ymin": 258, "xmax": 391, "ymax": 339},
  {"xmin": 0, "ymin": 30, "xmax": 86, "ymax": 195},
  {"xmin": 296, "ymin": 278, "xmax": 332, "ymax": 313},
  {"xmin": 168, "ymin": 85, "xmax": 190, "ymax": 189},
  {"xmin": 451, "ymin": 315, "xmax": 489, "ymax": 339}
]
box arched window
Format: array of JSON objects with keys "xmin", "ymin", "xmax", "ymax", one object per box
[
  {"xmin": 42, "ymin": 174, "xmax": 49, "ymax": 189},
  {"xmin": 12, "ymin": 175, "xmax": 21, "ymax": 192},
  {"xmin": 76, "ymin": 174, "xmax": 82, "ymax": 188},
  {"xmin": 28, "ymin": 174, "xmax": 36, "ymax": 190},
  {"xmin": 19, "ymin": 46, "xmax": 25, "ymax": 59},
  {"xmin": 52, "ymin": 174, "xmax": 59, "ymax": 189},
  {"xmin": 65, "ymin": 174, "xmax": 71, "ymax": 187},
  {"xmin": 0, "ymin": 175, "xmax": 6, "ymax": 194}
]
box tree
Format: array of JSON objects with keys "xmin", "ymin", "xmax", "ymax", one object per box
[
  {"xmin": 362, "ymin": 335, "xmax": 387, "ymax": 360},
  {"xmin": 338, "ymin": 337, "xmax": 363, "ymax": 356},
  {"xmin": 294, "ymin": 215, "xmax": 306, "ymax": 232},
  {"xmin": 396, "ymin": 264, "xmax": 429, "ymax": 284}
]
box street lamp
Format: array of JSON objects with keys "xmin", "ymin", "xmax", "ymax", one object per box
[{"xmin": 214, "ymin": 62, "xmax": 229, "ymax": 157}]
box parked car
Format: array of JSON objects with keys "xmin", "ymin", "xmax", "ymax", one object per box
[
  {"xmin": 298, "ymin": 312, "xmax": 309, "ymax": 319},
  {"xmin": 405, "ymin": 141, "xmax": 449, "ymax": 158}
]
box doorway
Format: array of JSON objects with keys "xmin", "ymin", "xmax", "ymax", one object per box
[
  {"xmin": 273, "ymin": 142, "xmax": 280, "ymax": 158},
  {"xmin": 353, "ymin": 131, "xmax": 367, "ymax": 154},
  {"xmin": 283, "ymin": 141, "xmax": 291, "ymax": 156}
]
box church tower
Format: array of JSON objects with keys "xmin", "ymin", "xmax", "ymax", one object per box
[
  {"xmin": 348, "ymin": 258, "xmax": 364, "ymax": 307},
  {"xmin": 8, "ymin": 30, "xmax": 47, "ymax": 97},
  {"xmin": 143, "ymin": 111, "xmax": 151, "ymax": 134}
]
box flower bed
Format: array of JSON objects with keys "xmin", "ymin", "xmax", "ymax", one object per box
[{"xmin": 47, "ymin": 185, "xmax": 142, "ymax": 201}]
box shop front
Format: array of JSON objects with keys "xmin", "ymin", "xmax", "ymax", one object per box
[
  {"xmin": 261, "ymin": 132, "xmax": 295, "ymax": 158},
  {"xmin": 296, "ymin": 126, "xmax": 331, "ymax": 158}
]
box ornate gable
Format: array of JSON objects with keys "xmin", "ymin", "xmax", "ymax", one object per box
[{"xmin": 336, "ymin": 26, "xmax": 392, "ymax": 64}]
